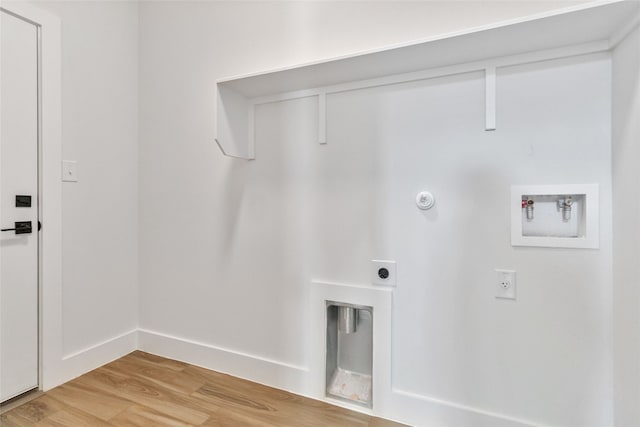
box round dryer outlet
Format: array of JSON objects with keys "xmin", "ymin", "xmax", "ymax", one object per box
[{"xmin": 371, "ymin": 260, "xmax": 396, "ymax": 286}]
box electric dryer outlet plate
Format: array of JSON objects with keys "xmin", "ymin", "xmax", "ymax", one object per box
[{"xmin": 372, "ymin": 260, "xmax": 396, "ymax": 287}]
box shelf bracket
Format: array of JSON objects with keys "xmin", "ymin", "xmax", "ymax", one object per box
[
  {"xmin": 485, "ymin": 66, "xmax": 496, "ymax": 131},
  {"xmin": 214, "ymin": 138, "xmax": 254, "ymax": 160},
  {"xmin": 215, "ymin": 84, "xmax": 255, "ymax": 160},
  {"xmin": 248, "ymin": 104, "xmax": 256, "ymax": 158},
  {"xmin": 318, "ymin": 92, "xmax": 327, "ymax": 144}
]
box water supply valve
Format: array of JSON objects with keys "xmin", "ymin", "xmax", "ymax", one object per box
[
  {"xmin": 557, "ymin": 197, "xmax": 573, "ymax": 222},
  {"xmin": 522, "ymin": 198, "xmax": 534, "ymax": 221}
]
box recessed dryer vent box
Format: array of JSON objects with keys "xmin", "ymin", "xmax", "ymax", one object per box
[{"xmin": 511, "ymin": 184, "xmax": 599, "ymax": 249}]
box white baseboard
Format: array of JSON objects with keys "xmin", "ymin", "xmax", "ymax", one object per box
[
  {"xmin": 49, "ymin": 329, "xmax": 138, "ymax": 389},
  {"xmin": 137, "ymin": 328, "xmax": 309, "ymax": 394},
  {"xmin": 389, "ymin": 388, "xmax": 538, "ymax": 427},
  {"xmin": 138, "ymin": 328, "xmax": 537, "ymax": 427},
  {"xmin": 46, "ymin": 328, "xmax": 544, "ymax": 426}
]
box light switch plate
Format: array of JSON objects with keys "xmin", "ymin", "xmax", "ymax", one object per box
[
  {"xmin": 62, "ymin": 160, "xmax": 78, "ymax": 182},
  {"xmin": 495, "ymin": 269, "xmax": 516, "ymax": 300},
  {"xmin": 372, "ymin": 260, "xmax": 396, "ymax": 287}
]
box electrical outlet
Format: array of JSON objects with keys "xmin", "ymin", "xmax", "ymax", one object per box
[{"xmin": 495, "ymin": 269, "xmax": 516, "ymax": 300}]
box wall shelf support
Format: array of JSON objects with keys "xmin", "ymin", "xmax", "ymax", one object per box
[
  {"xmin": 485, "ymin": 66, "xmax": 497, "ymax": 131},
  {"xmin": 318, "ymin": 92, "xmax": 327, "ymax": 144}
]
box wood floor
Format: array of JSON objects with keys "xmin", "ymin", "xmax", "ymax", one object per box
[{"xmin": 0, "ymin": 351, "xmax": 407, "ymax": 426}]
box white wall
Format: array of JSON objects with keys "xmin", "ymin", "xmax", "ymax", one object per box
[
  {"xmin": 31, "ymin": 1, "xmax": 139, "ymax": 362},
  {"xmin": 612, "ymin": 25, "xmax": 640, "ymax": 427},
  {"xmin": 138, "ymin": 2, "xmax": 613, "ymax": 426}
]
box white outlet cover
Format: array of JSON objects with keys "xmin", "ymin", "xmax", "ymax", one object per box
[
  {"xmin": 495, "ymin": 269, "xmax": 516, "ymax": 300},
  {"xmin": 62, "ymin": 160, "xmax": 78, "ymax": 182},
  {"xmin": 372, "ymin": 260, "xmax": 396, "ymax": 287}
]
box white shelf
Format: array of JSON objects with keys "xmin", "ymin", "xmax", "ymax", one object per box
[{"xmin": 215, "ymin": 0, "xmax": 640, "ymax": 159}]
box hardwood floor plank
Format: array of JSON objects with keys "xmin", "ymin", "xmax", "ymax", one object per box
[
  {"xmin": 0, "ymin": 412, "xmax": 35, "ymax": 427},
  {"xmin": 31, "ymin": 412, "xmax": 78, "ymax": 427},
  {"xmin": 368, "ymin": 417, "xmax": 408, "ymax": 427},
  {"xmin": 33, "ymin": 409, "xmax": 111, "ymax": 427},
  {"xmin": 200, "ymin": 408, "xmax": 279, "ymax": 427},
  {"xmin": 45, "ymin": 381, "xmax": 131, "ymax": 421},
  {"xmin": 109, "ymin": 404, "xmax": 195, "ymax": 427},
  {"xmin": 186, "ymin": 366, "xmax": 372, "ymax": 427},
  {"xmin": 191, "ymin": 382, "xmax": 370, "ymax": 427},
  {"xmin": 106, "ymin": 355, "xmax": 205, "ymax": 395},
  {"xmin": 73, "ymin": 369, "xmax": 211, "ymax": 425},
  {"xmin": 193, "ymin": 382, "xmax": 278, "ymax": 413},
  {"xmin": 183, "ymin": 365, "xmax": 291, "ymax": 401},
  {"xmin": 125, "ymin": 351, "xmax": 188, "ymax": 372},
  {"xmin": 5, "ymin": 395, "xmax": 113, "ymax": 427},
  {"xmin": 1, "ymin": 351, "xmax": 408, "ymax": 427},
  {"xmin": 97, "ymin": 364, "xmax": 223, "ymax": 416},
  {"xmin": 0, "ymin": 396, "xmax": 57, "ymax": 424}
]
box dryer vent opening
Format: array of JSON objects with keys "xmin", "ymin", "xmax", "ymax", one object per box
[{"xmin": 326, "ymin": 302, "xmax": 373, "ymax": 408}]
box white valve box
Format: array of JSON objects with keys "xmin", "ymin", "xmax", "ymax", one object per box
[{"xmin": 511, "ymin": 184, "xmax": 599, "ymax": 249}]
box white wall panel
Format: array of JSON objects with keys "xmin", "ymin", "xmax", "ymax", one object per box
[{"xmin": 139, "ymin": 3, "xmax": 611, "ymax": 426}]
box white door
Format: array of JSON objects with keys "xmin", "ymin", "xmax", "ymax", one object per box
[{"xmin": 0, "ymin": 9, "xmax": 39, "ymax": 402}]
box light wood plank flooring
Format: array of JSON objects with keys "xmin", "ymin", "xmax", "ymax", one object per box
[{"xmin": 0, "ymin": 351, "xmax": 407, "ymax": 426}]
